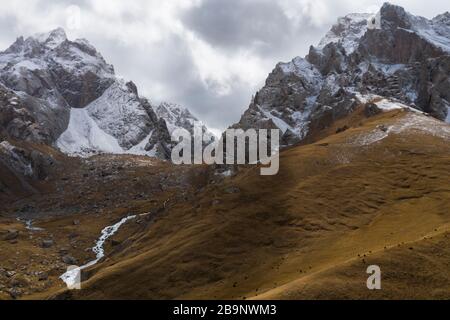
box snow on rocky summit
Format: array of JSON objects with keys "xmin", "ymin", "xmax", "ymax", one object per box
[
  {"xmin": 0, "ymin": 28, "xmax": 212, "ymax": 159},
  {"xmin": 233, "ymin": 2, "xmax": 450, "ymax": 147},
  {"xmin": 1, "ymin": 3, "xmax": 449, "ymax": 160}
]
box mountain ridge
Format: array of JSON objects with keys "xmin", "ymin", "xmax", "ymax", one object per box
[
  {"xmin": 0, "ymin": 3, "xmax": 449, "ymax": 301},
  {"xmin": 233, "ymin": 2, "xmax": 450, "ymax": 148},
  {"xmin": 0, "ymin": 28, "xmax": 213, "ymax": 159}
]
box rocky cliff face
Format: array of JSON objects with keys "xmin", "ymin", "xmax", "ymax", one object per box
[
  {"xmin": 55, "ymin": 79, "xmax": 175, "ymax": 159},
  {"xmin": 0, "ymin": 28, "xmax": 210, "ymax": 160},
  {"xmin": 155, "ymin": 102, "xmax": 215, "ymax": 142},
  {"xmin": 0, "ymin": 28, "xmax": 114, "ymax": 143},
  {"xmin": 0, "ymin": 141, "xmax": 55, "ymax": 181},
  {"xmin": 233, "ymin": 3, "xmax": 450, "ymax": 147}
]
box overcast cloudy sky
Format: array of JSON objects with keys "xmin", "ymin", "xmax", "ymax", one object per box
[{"xmin": 0, "ymin": 0, "xmax": 448, "ymax": 132}]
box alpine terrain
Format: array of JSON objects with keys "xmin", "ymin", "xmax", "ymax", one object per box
[
  {"xmin": 0, "ymin": 28, "xmax": 213, "ymax": 159},
  {"xmin": 0, "ymin": 3, "xmax": 449, "ymax": 300},
  {"xmin": 233, "ymin": 3, "xmax": 450, "ymax": 145}
]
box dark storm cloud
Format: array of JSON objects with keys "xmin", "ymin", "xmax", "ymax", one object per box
[{"xmin": 182, "ymin": 0, "xmax": 294, "ymax": 56}]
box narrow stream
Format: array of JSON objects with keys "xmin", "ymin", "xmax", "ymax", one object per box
[{"xmin": 60, "ymin": 215, "xmax": 137, "ymax": 288}]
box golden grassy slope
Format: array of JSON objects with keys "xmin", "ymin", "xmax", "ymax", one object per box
[
  {"xmin": 52, "ymin": 109, "xmax": 450, "ymax": 300},
  {"xmin": 255, "ymin": 228, "xmax": 450, "ymax": 300}
]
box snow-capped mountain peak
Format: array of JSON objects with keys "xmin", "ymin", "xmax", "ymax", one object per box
[
  {"xmin": 0, "ymin": 28, "xmax": 214, "ymax": 160},
  {"xmin": 156, "ymin": 102, "xmax": 195, "ymax": 133},
  {"xmin": 155, "ymin": 102, "xmax": 215, "ymax": 142},
  {"xmin": 378, "ymin": 2, "xmax": 413, "ymax": 29},
  {"xmin": 1, "ymin": 27, "xmax": 114, "ymax": 76},
  {"xmin": 315, "ymin": 3, "xmax": 450, "ymax": 56},
  {"xmin": 377, "ymin": 3, "xmax": 450, "ymax": 53},
  {"xmin": 233, "ymin": 3, "xmax": 450, "ymax": 147},
  {"xmin": 32, "ymin": 27, "xmax": 68, "ymax": 49},
  {"xmin": 433, "ymin": 12, "xmax": 450, "ymax": 25},
  {"xmin": 317, "ymin": 13, "xmax": 373, "ymax": 54}
]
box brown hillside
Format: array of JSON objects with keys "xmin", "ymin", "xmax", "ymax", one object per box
[{"xmin": 44, "ymin": 109, "xmax": 450, "ymax": 300}]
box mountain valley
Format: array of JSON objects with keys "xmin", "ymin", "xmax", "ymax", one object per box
[{"xmin": 0, "ymin": 3, "xmax": 449, "ymax": 300}]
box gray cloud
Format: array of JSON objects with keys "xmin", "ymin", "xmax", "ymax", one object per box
[
  {"xmin": 182, "ymin": 0, "xmax": 294, "ymax": 56},
  {"xmin": 0, "ymin": 15, "xmax": 19, "ymax": 49}
]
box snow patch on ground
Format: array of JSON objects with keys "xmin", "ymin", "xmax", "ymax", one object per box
[
  {"xmin": 375, "ymin": 99, "xmax": 426, "ymax": 117},
  {"xmin": 375, "ymin": 99, "xmax": 421, "ymax": 112},
  {"xmin": 446, "ymin": 107, "xmax": 450, "ymax": 124},
  {"xmin": 352, "ymin": 128, "xmax": 390, "ymax": 146},
  {"xmin": 392, "ymin": 113, "xmax": 450, "ymax": 139},
  {"xmin": 353, "ymin": 92, "xmax": 382, "ymax": 104},
  {"xmin": 351, "ymin": 113, "xmax": 450, "ymax": 146},
  {"xmin": 353, "ymin": 94, "xmax": 423, "ymax": 114},
  {"xmin": 56, "ymin": 108, "xmax": 123, "ymax": 156}
]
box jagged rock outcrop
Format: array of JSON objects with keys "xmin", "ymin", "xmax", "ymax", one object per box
[
  {"xmin": 1, "ymin": 28, "xmax": 115, "ymax": 108},
  {"xmin": 0, "ymin": 141, "xmax": 55, "ymax": 181},
  {"xmin": 233, "ymin": 3, "xmax": 450, "ymax": 146},
  {"xmin": 0, "ymin": 28, "xmax": 115, "ymax": 143},
  {"xmin": 55, "ymin": 79, "xmax": 176, "ymax": 159},
  {"xmin": 155, "ymin": 102, "xmax": 215, "ymax": 142},
  {"xmin": 0, "ymin": 84, "xmax": 50, "ymax": 142},
  {"xmin": 145, "ymin": 118, "xmax": 174, "ymax": 160}
]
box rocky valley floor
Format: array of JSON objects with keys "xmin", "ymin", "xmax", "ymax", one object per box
[{"xmin": 0, "ymin": 107, "xmax": 450, "ymax": 300}]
